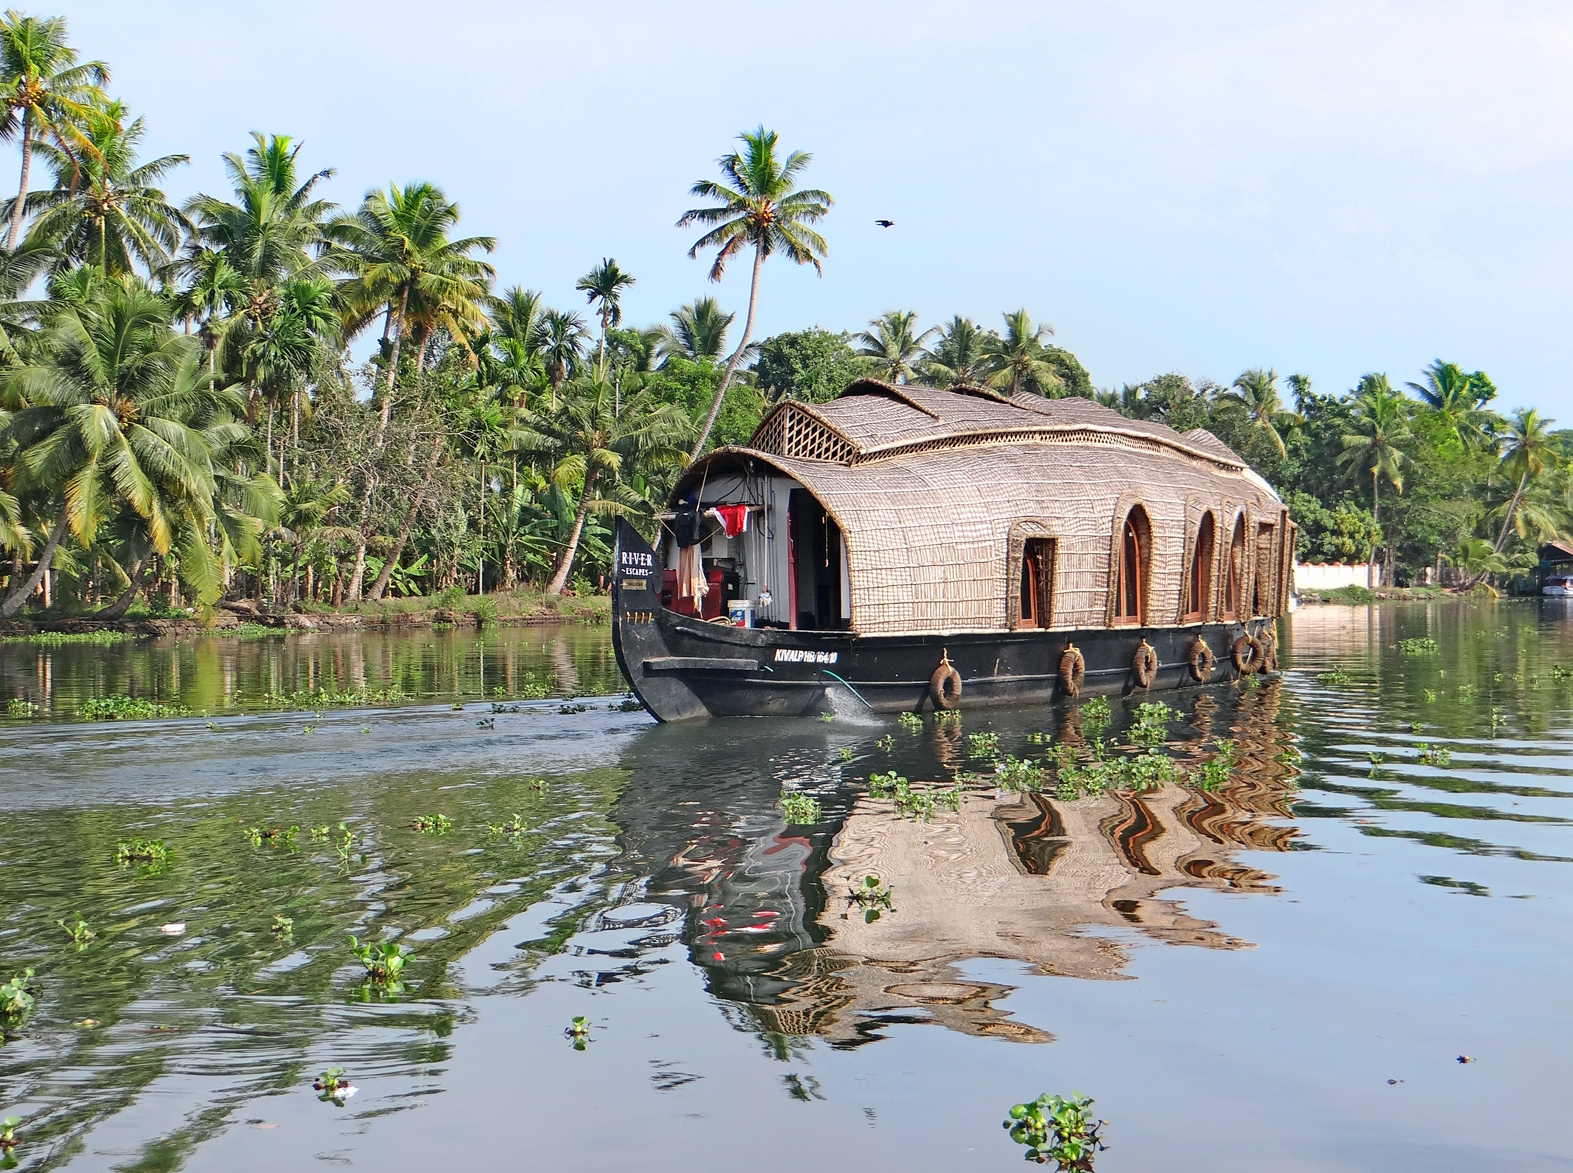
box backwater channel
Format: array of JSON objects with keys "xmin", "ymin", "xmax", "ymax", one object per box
[{"xmin": 1, "ymin": 603, "xmax": 1570, "ymax": 1171}]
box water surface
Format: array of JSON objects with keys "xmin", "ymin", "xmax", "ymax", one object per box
[{"xmin": 1, "ymin": 602, "xmax": 1570, "ymax": 1171}]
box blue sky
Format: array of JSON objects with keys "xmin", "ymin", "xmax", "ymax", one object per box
[{"xmin": 36, "ymin": 1, "xmax": 1573, "ymax": 414}]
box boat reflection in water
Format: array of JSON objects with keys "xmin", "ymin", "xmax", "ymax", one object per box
[{"xmin": 612, "ymin": 680, "xmax": 1301, "ymax": 1048}]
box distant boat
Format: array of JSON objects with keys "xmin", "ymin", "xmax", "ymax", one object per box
[
  {"xmin": 1544, "ymin": 575, "xmax": 1573, "ymax": 597},
  {"xmin": 613, "ymin": 379, "xmax": 1290, "ymax": 721}
]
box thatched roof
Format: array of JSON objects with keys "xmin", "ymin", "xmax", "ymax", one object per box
[{"xmin": 677, "ymin": 381, "xmax": 1288, "ymax": 635}]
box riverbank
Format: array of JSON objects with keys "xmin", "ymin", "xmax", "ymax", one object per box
[{"xmin": 0, "ymin": 588, "xmax": 611, "ymax": 640}]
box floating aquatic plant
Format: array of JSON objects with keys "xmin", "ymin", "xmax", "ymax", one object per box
[
  {"xmin": 3, "ymin": 630, "xmax": 131, "ymax": 646},
  {"xmin": 1003, "ymin": 1092, "xmax": 1106, "ymax": 1168},
  {"xmin": 486, "ymin": 815, "xmax": 528, "ymax": 835},
  {"xmin": 410, "ymin": 814, "xmax": 451, "ymax": 833},
  {"xmin": 0, "ymin": 970, "xmax": 35, "ymax": 1019},
  {"xmin": 5, "ymin": 698, "xmax": 36, "ymax": 717},
  {"xmin": 58, "ymin": 915, "xmax": 93, "ymax": 944},
  {"xmin": 1189, "ymin": 740, "xmax": 1238, "ymax": 792},
  {"xmin": 80, "ymin": 696, "xmax": 190, "ymax": 721},
  {"xmin": 313, "ymin": 1066, "xmax": 356, "ymax": 1101},
  {"xmin": 1423, "ymin": 689, "xmax": 1437, "ymax": 702},
  {"xmin": 875, "ymin": 734, "xmax": 894, "ymax": 751},
  {"xmin": 1416, "ymin": 743, "xmax": 1452, "ymax": 767},
  {"xmin": 995, "ymin": 756, "xmax": 1046, "ymax": 793},
  {"xmin": 778, "ymin": 792, "xmax": 822, "ymax": 825},
  {"xmin": 348, "ymin": 935, "xmax": 408, "ymax": 983},
  {"xmin": 965, "ymin": 731, "xmax": 1000, "ymax": 758},
  {"xmin": 849, "ymin": 874, "xmax": 895, "ymax": 922},
  {"xmin": 897, "ymin": 711, "xmax": 923, "ymax": 731},
  {"xmin": 1395, "ymin": 637, "xmax": 1439, "ymax": 655},
  {"xmin": 115, "ymin": 838, "xmax": 170, "ymax": 864},
  {"xmin": 838, "ymin": 747, "xmax": 853, "ymax": 761},
  {"xmin": 271, "ymin": 915, "xmax": 293, "ymax": 934},
  {"xmin": 566, "ymin": 1016, "xmax": 591, "ymax": 1050},
  {"xmin": 1316, "ymin": 667, "xmax": 1354, "ymax": 686}
]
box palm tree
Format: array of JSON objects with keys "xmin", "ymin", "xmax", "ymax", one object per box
[
  {"xmin": 919, "ymin": 316, "xmax": 990, "ymax": 387},
  {"xmin": 981, "ymin": 309, "xmax": 1061, "ymax": 396},
  {"xmin": 854, "ymin": 310, "xmax": 933, "ymax": 384},
  {"xmin": 172, "ymin": 248, "xmax": 245, "ymax": 373},
  {"xmin": 21, "ymin": 101, "xmax": 190, "ymax": 275},
  {"xmin": 1452, "ymin": 536, "xmax": 1509, "ymax": 589},
  {"xmin": 0, "ymin": 11, "xmax": 108, "ymax": 251},
  {"xmin": 243, "ymin": 274, "xmax": 338, "ymax": 482},
  {"xmin": 512, "ymin": 375, "xmax": 691, "ymax": 595},
  {"xmin": 185, "ymin": 134, "xmax": 335, "ymax": 285},
  {"xmin": 575, "ymin": 257, "xmax": 635, "ymax": 373},
  {"xmin": 480, "ymin": 286, "xmax": 547, "ymax": 404},
  {"xmin": 1221, "ymin": 367, "xmax": 1293, "ymax": 459},
  {"xmin": 678, "ymin": 126, "xmax": 831, "ymax": 460},
  {"xmin": 330, "ymin": 181, "xmax": 495, "ymax": 444},
  {"xmin": 539, "ymin": 308, "xmax": 588, "ymax": 408},
  {"xmin": 1492, "ymin": 407, "xmax": 1559, "ymax": 552},
  {"xmin": 0, "ymin": 275, "xmax": 240, "ymax": 616},
  {"xmin": 657, "ymin": 296, "xmax": 736, "ymax": 363},
  {"xmin": 1339, "ymin": 373, "xmax": 1411, "ymax": 587},
  {"xmin": 1406, "ymin": 359, "xmax": 1495, "ymax": 449}
]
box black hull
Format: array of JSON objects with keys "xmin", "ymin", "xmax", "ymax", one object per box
[{"xmin": 613, "ymin": 520, "xmax": 1276, "ymax": 722}]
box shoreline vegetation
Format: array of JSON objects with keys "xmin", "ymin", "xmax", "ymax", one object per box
[{"xmin": 1, "ymin": 13, "xmax": 1569, "ymax": 640}]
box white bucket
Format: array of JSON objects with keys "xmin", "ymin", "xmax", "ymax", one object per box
[{"xmin": 727, "ymin": 599, "xmax": 754, "ymax": 628}]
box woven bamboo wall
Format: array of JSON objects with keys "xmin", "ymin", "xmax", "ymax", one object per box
[{"xmin": 680, "ymin": 383, "xmax": 1286, "ymax": 636}]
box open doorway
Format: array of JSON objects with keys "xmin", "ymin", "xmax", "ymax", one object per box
[{"xmin": 788, "ymin": 488, "xmax": 844, "ymax": 630}]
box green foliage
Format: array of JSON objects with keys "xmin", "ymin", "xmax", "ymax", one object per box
[
  {"xmin": 80, "ymin": 695, "xmax": 191, "ymax": 720},
  {"xmin": 778, "ymin": 791, "xmax": 822, "ymax": 825},
  {"xmin": 1416, "ymin": 743, "xmax": 1453, "ymax": 767},
  {"xmin": 1, "ymin": 629, "xmax": 131, "ymax": 645},
  {"xmin": 0, "ymin": 969, "xmax": 36, "ymax": 1019},
  {"xmin": 57, "ymin": 914, "xmax": 93, "ymax": 943},
  {"xmin": 1316, "ymin": 666, "xmax": 1354, "ymax": 686},
  {"xmin": 271, "ymin": 914, "xmax": 293, "ymax": 934},
  {"xmin": 347, "ymin": 934, "xmax": 408, "ymax": 983},
  {"xmin": 485, "ymin": 814, "xmax": 528, "ymax": 835},
  {"xmin": 5, "ymin": 698, "xmax": 36, "ymax": 716},
  {"xmin": 964, "ymin": 730, "xmax": 1000, "ymax": 758},
  {"xmin": 751, "ymin": 328, "xmax": 865, "ymax": 403},
  {"xmin": 410, "ymin": 814, "xmax": 451, "ymax": 833},
  {"xmin": 1190, "ymin": 740, "xmax": 1238, "ymax": 791},
  {"xmin": 312, "ymin": 1066, "xmax": 353, "ymax": 1100},
  {"xmin": 848, "ymin": 874, "xmax": 895, "ymax": 922},
  {"xmin": 115, "ymin": 838, "xmax": 169, "ymax": 864},
  {"xmin": 566, "ymin": 1015, "xmax": 591, "ymax": 1049},
  {"xmin": 896, "ymin": 711, "xmax": 923, "ymax": 730},
  {"xmin": 995, "ymin": 755, "xmax": 1046, "ymax": 793},
  {"xmin": 1396, "ymin": 637, "xmax": 1439, "ymax": 655},
  {"xmin": 1003, "ymin": 1092, "xmax": 1105, "ymax": 1169}
]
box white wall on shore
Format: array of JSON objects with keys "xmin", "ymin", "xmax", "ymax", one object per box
[{"xmin": 1294, "ymin": 562, "xmax": 1381, "ymax": 590}]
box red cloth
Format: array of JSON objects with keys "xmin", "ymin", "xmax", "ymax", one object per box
[{"xmin": 711, "ymin": 504, "xmax": 749, "ymax": 538}]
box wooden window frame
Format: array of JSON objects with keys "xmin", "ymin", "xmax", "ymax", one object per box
[
  {"xmin": 1017, "ymin": 537, "xmax": 1054, "ymax": 629},
  {"xmin": 1112, "ymin": 507, "xmax": 1149, "ymax": 628},
  {"xmin": 1007, "ymin": 523, "xmax": 1057, "ymax": 631},
  {"xmin": 1222, "ymin": 514, "xmax": 1247, "ymax": 621},
  {"xmin": 1183, "ymin": 512, "xmax": 1215, "ymax": 623}
]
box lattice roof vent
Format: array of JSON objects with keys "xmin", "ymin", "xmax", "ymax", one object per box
[{"xmin": 750, "ymin": 403, "xmax": 856, "ymax": 463}]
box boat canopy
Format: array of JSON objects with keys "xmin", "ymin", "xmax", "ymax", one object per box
[{"xmin": 670, "ymin": 380, "xmax": 1293, "ymax": 637}]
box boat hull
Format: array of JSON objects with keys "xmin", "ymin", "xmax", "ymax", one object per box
[{"xmin": 613, "ymin": 520, "xmax": 1277, "ymax": 722}]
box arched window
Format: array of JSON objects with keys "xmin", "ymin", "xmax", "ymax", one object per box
[
  {"xmin": 1184, "ymin": 513, "xmax": 1215, "ymax": 622},
  {"xmin": 1113, "ymin": 506, "xmax": 1150, "ymax": 626},
  {"xmin": 1223, "ymin": 515, "xmax": 1247, "ymax": 620},
  {"xmin": 1018, "ymin": 538, "xmax": 1054, "ymax": 628}
]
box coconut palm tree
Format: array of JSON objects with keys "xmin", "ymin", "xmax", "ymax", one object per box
[
  {"xmin": 854, "ymin": 310, "xmax": 933, "ymax": 384},
  {"xmin": 21, "ymin": 100, "xmax": 190, "ymax": 275},
  {"xmin": 657, "ymin": 296, "xmax": 737, "ymax": 363},
  {"xmin": 1406, "ymin": 359, "xmax": 1496, "ymax": 449},
  {"xmin": 480, "ymin": 286, "xmax": 547, "ymax": 405},
  {"xmin": 1221, "ymin": 367, "xmax": 1294, "ymax": 459},
  {"xmin": 512, "ymin": 375, "xmax": 691, "ymax": 595},
  {"xmin": 1492, "ymin": 407, "xmax": 1559, "ymax": 552},
  {"xmin": 330, "ymin": 181, "xmax": 495, "ymax": 444},
  {"xmin": 919, "ymin": 316, "xmax": 990, "ymax": 387},
  {"xmin": 575, "ymin": 257, "xmax": 635, "ymax": 373},
  {"xmin": 1339, "ymin": 373, "xmax": 1411, "ymax": 586},
  {"xmin": 981, "ymin": 309, "xmax": 1061, "ymax": 396},
  {"xmin": 678, "ymin": 126, "xmax": 832, "ymax": 459},
  {"xmin": 0, "ymin": 275, "xmax": 242, "ymax": 616},
  {"xmin": 0, "ymin": 11, "xmax": 108, "ymax": 251}
]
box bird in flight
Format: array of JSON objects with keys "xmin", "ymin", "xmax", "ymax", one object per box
[{"xmin": 874, "ymin": 219, "xmax": 894, "ymax": 227}]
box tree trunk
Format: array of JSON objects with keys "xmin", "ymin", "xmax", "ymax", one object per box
[
  {"xmin": 0, "ymin": 510, "xmax": 69, "ymax": 618},
  {"xmin": 97, "ymin": 561, "xmax": 150, "ymax": 620},
  {"xmin": 366, "ymin": 485, "xmax": 429, "ymax": 601},
  {"xmin": 376, "ymin": 288, "xmax": 408, "ymax": 448},
  {"xmin": 265, "ymin": 398, "xmax": 276, "ymax": 485},
  {"xmin": 545, "ymin": 474, "xmax": 596, "ymax": 596},
  {"xmin": 1368, "ymin": 470, "xmax": 1379, "ymax": 590},
  {"xmin": 688, "ymin": 240, "xmax": 764, "ymax": 462},
  {"xmin": 5, "ymin": 122, "xmax": 31, "ymax": 252},
  {"xmin": 1494, "ymin": 472, "xmax": 1528, "ymax": 553}
]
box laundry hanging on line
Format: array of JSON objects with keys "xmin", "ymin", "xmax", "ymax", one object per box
[{"xmin": 708, "ymin": 504, "xmax": 749, "ymax": 538}]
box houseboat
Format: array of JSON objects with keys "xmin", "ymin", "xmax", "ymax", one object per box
[{"xmin": 612, "ymin": 380, "xmax": 1292, "ymax": 721}]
